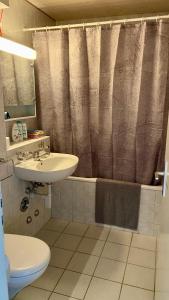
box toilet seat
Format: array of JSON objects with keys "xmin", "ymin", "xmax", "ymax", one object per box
[{"xmin": 4, "ymin": 234, "xmax": 50, "ymax": 278}]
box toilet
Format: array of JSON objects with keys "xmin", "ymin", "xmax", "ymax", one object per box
[{"xmin": 4, "ymin": 234, "xmax": 50, "ymax": 299}]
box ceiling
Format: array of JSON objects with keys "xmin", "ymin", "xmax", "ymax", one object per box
[{"xmin": 27, "ymin": 0, "xmax": 169, "ymax": 21}]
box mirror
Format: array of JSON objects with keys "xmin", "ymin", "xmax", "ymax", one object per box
[{"xmin": 0, "ymin": 52, "xmax": 36, "ymax": 120}]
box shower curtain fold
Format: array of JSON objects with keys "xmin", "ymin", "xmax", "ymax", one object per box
[{"xmin": 33, "ymin": 21, "xmax": 169, "ymax": 184}]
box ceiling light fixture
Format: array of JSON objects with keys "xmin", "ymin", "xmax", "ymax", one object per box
[{"xmin": 0, "ymin": 37, "xmax": 37, "ymax": 60}]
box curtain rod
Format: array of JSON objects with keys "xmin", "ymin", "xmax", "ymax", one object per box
[{"xmin": 23, "ymin": 14, "xmax": 169, "ymax": 32}]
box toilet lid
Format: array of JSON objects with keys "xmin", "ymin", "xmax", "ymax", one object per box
[{"xmin": 4, "ymin": 234, "xmax": 50, "ymax": 278}]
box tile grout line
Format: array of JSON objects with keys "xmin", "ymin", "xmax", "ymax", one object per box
[
  {"xmin": 153, "ymin": 192, "xmax": 157, "ymax": 300},
  {"xmin": 42, "ymin": 224, "xmax": 157, "ymax": 273},
  {"xmin": 43, "ymin": 220, "xmax": 73, "ymax": 299},
  {"xmin": 32, "ymin": 264, "xmax": 156, "ymax": 291},
  {"xmin": 43, "ymin": 225, "xmax": 157, "ymax": 252},
  {"xmin": 153, "ymin": 235, "xmax": 158, "ymax": 300},
  {"xmin": 36, "ymin": 221, "xmax": 156, "ymax": 299},
  {"xmin": 49, "ymin": 222, "xmax": 91, "ymax": 296},
  {"xmin": 50, "ymin": 231, "xmax": 63, "ymax": 247},
  {"xmin": 31, "ymin": 267, "xmax": 156, "ymax": 295},
  {"xmin": 117, "ymin": 231, "xmax": 133, "ymax": 300},
  {"xmin": 49, "ymin": 290, "xmax": 81, "ymax": 300},
  {"xmin": 47, "ymin": 231, "xmax": 156, "ymax": 252},
  {"xmin": 81, "ymin": 225, "xmax": 111, "ymax": 300}
]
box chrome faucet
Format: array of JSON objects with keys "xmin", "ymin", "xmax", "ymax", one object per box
[
  {"xmin": 33, "ymin": 150, "xmax": 40, "ymax": 159},
  {"xmin": 16, "ymin": 152, "xmax": 25, "ymax": 161},
  {"xmin": 44, "ymin": 145, "xmax": 50, "ymax": 155},
  {"xmin": 16, "ymin": 144, "xmax": 50, "ymax": 162},
  {"xmin": 16, "ymin": 151, "xmax": 33, "ymax": 161}
]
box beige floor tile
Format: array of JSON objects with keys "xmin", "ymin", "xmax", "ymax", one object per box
[
  {"xmin": 36, "ymin": 229, "xmax": 61, "ymax": 246},
  {"xmin": 67, "ymin": 252, "xmax": 99, "ymax": 275},
  {"xmin": 49, "ymin": 293, "xmax": 77, "ymax": 300},
  {"xmin": 55, "ymin": 270, "xmax": 91, "ymax": 299},
  {"xmin": 131, "ymin": 233, "xmax": 156, "ymax": 251},
  {"xmin": 14, "ymin": 286, "xmax": 51, "ymax": 300},
  {"xmin": 101, "ymin": 242, "xmax": 129, "ymax": 262},
  {"xmin": 108, "ymin": 229, "xmax": 132, "ymax": 246},
  {"xmin": 119, "ymin": 285, "xmax": 154, "ymax": 300},
  {"xmin": 78, "ymin": 237, "xmax": 105, "ymax": 256},
  {"xmin": 128, "ymin": 247, "xmax": 155, "ymax": 268},
  {"xmin": 94, "ymin": 257, "xmax": 126, "ymax": 283},
  {"xmin": 124, "ymin": 264, "xmax": 155, "ymax": 290},
  {"xmin": 44, "ymin": 219, "xmax": 69, "ymax": 232},
  {"xmin": 50, "ymin": 247, "xmax": 74, "ymax": 268},
  {"xmin": 32, "ymin": 266, "xmax": 64, "ymax": 291},
  {"xmin": 54, "ymin": 234, "xmax": 81, "ymax": 251},
  {"xmin": 84, "ymin": 277, "xmax": 121, "ymax": 300},
  {"xmin": 64, "ymin": 222, "xmax": 88, "ymax": 236},
  {"xmin": 85, "ymin": 225, "xmax": 110, "ymax": 241}
]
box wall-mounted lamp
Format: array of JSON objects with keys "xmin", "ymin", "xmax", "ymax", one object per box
[{"xmin": 0, "ymin": 37, "xmax": 36, "ymax": 60}]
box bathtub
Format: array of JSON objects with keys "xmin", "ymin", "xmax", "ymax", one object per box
[{"xmin": 52, "ymin": 176, "xmax": 162, "ymax": 236}]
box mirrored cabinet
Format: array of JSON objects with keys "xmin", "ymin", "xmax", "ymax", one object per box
[{"xmin": 0, "ymin": 52, "xmax": 36, "ymax": 120}]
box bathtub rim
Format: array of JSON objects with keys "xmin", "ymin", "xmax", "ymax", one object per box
[{"xmin": 66, "ymin": 176, "xmax": 162, "ymax": 191}]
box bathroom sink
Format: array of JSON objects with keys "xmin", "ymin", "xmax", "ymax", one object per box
[{"xmin": 14, "ymin": 153, "xmax": 79, "ymax": 183}]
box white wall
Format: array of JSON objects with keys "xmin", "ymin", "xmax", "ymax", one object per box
[
  {"xmin": 1, "ymin": 0, "xmax": 55, "ymax": 140},
  {"xmin": 2, "ymin": 0, "xmax": 54, "ymax": 46},
  {"xmin": 0, "ymin": 0, "xmax": 55, "ymax": 234},
  {"xmin": 1, "ymin": 175, "xmax": 51, "ymax": 236}
]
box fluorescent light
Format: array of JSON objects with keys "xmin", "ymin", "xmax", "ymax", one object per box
[{"xmin": 0, "ymin": 37, "xmax": 36, "ymax": 60}]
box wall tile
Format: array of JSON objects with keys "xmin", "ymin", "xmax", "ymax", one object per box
[
  {"xmin": 2, "ymin": 175, "xmax": 51, "ymax": 236},
  {"xmin": 72, "ymin": 181, "xmax": 95, "ymax": 224},
  {"xmin": 138, "ymin": 222, "xmax": 155, "ymax": 236},
  {"xmin": 154, "ymin": 191, "xmax": 161, "ymax": 225},
  {"xmin": 139, "ymin": 189, "xmax": 155, "ymax": 225},
  {"xmin": 51, "ymin": 179, "xmax": 159, "ymax": 236},
  {"xmin": 52, "ymin": 180, "xmax": 74, "ymax": 221}
]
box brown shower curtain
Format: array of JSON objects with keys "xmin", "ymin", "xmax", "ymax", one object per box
[{"xmin": 33, "ymin": 21, "xmax": 169, "ymax": 185}]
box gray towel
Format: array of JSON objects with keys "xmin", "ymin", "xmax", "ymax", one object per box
[{"xmin": 95, "ymin": 179, "xmax": 141, "ymax": 230}]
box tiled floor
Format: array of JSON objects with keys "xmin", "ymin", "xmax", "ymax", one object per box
[{"xmin": 14, "ymin": 219, "xmax": 156, "ymax": 300}]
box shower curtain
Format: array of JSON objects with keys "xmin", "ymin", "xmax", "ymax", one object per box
[{"xmin": 33, "ymin": 21, "xmax": 169, "ymax": 185}]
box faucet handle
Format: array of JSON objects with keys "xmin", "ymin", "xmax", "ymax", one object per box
[
  {"xmin": 33, "ymin": 150, "xmax": 40, "ymax": 159},
  {"xmin": 16, "ymin": 151, "xmax": 25, "ymax": 161},
  {"xmin": 44, "ymin": 145, "xmax": 50, "ymax": 154},
  {"xmin": 39, "ymin": 141, "xmax": 44, "ymax": 150},
  {"xmin": 24, "ymin": 151, "xmax": 33, "ymax": 160}
]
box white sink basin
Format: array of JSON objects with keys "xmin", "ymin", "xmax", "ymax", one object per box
[{"xmin": 14, "ymin": 153, "xmax": 79, "ymax": 183}]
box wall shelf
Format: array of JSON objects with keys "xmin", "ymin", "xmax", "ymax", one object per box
[{"xmin": 7, "ymin": 136, "xmax": 50, "ymax": 152}]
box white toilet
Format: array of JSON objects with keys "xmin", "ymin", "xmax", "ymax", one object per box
[{"xmin": 4, "ymin": 234, "xmax": 50, "ymax": 299}]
